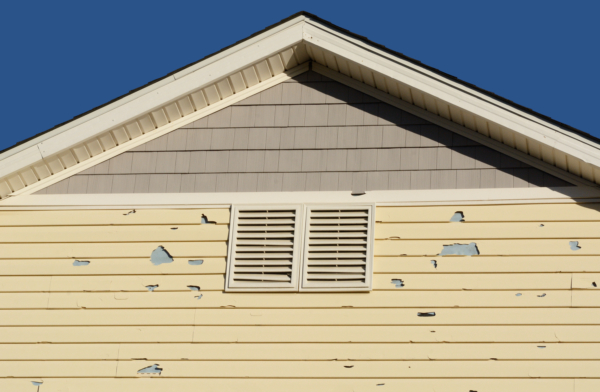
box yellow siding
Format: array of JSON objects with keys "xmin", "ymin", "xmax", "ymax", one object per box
[{"xmin": 0, "ymin": 204, "xmax": 599, "ymax": 391}]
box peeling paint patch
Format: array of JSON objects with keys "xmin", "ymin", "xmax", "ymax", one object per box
[
  {"xmin": 431, "ymin": 260, "xmax": 437, "ymax": 268},
  {"xmin": 138, "ymin": 364, "xmax": 163, "ymax": 375},
  {"xmin": 188, "ymin": 259, "xmax": 204, "ymax": 266},
  {"xmin": 73, "ymin": 260, "xmax": 90, "ymax": 266},
  {"xmin": 146, "ymin": 285, "xmax": 159, "ymax": 292},
  {"xmin": 391, "ymin": 279, "xmax": 404, "ymax": 288},
  {"xmin": 123, "ymin": 210, "xmax": 136, "ymax": 216},
  {"xmin": 449, "ymin": 211, "xmax": 464, "ymax": 222},
  {"xmin": 187, "ymin": 286, "xmax": 200, "ymax": 291},
  {"xmin": 439, "ymin": 242, "xmax": 479, "ymax": 256},
  {"xmin": 417, "ymin": 312, "xmax": 436, "ymax": 317},
  {"xmin": 569, "ymin": 241, "xmax": 581, "ymax": 251},
  {"xmin": 150, "ymin": 246, "xmax": 174, "ymax": 265}
]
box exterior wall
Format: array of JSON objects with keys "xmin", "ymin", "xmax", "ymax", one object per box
[
  {"xmin": 37, "ymin": 72, "xmax": 571, "ymax": 195},
  {"xmin": 1, "ymin": 202, "xmax": 599, "ymax": 391}
]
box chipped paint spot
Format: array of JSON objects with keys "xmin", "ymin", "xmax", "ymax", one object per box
[
  {"xmin": 146, "ymin": 285, "xmax": 159, "ymax": 292},
  {"xmin": 417, "ymin": 312, "xmax": 436, "ymax": 317},
  {"xmin": 138, "ymin": 364, "xmax": 163, "ymax": 375},
  {"xmin": 150, "ymin": 246, "xmax": 174, "ymax": 265},
  {"xmin": 439, "ymin": 242, "xmax": 479, "ymax": 256},
  {"xmin": 431, "ymin": 260, "xmax": 437, "ymax": 268},
  {"xmin": 73, "ymin": 260, "xmax": 90, "ymax": 266},
  {"xmin": 391, "ymin": 279, "xmax": 404, "ymax": 288},
  {"xmin": 569, "ymin": 241, "xmax": 581, "ymax": 251},
  {"xmin": 187, "ymin": 286, "xmax": 200, "ymax": 291},
  {"xmin": 188, "ymin": 259, "xmax": 204, "ymax": 266},
  {"xmin": 449, "ymin": 211, "xmax": 464, "ymax": 222}
]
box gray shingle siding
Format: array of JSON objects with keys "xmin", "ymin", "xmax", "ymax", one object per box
[{"xmin": 38, "ymin": 71, "xmax": 573, "ymax": 194}]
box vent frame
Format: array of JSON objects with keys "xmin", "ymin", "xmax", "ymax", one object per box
[
  {"xmin": 225, "ymin": 205, "xmax": 303, "ymax": 292},
  {"xmin": 299, "ymin": 204, "xmax": 375, "ymax": 292}
]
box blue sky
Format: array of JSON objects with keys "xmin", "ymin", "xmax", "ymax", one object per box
[{"xmin": 1, "ymin": 1, "xmax": 598, "ymax": 152}]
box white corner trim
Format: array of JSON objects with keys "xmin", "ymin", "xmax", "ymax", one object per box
[
  {"xmin": 311, "ymin": 63, "xmax": 596, "ymax": 188},
  {"xmin": 13, "ymin": 63, "xmax": 309, "ymax": 197},
  {"xmin": 2, "ymin": 187, "xmax": 600, "ymax": 210},
  {"xmin": 0, "ymin": 15, "xmax": 308, "ymax": 163}
]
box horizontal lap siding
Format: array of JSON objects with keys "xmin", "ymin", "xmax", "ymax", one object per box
[{"xmin": 0, "ymin": 203, "xmax": 599, "ymax": 390}]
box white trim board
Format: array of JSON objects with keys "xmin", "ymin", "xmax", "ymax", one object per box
[{"xmin": 2, "ymin": 187, "xmax": 599, "ymax": 210}]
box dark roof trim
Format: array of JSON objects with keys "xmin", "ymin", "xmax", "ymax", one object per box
[{"xmin": 3, "ymin": 11, "xmax": 597, "ymax": 155}]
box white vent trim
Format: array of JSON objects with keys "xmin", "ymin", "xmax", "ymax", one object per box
[
  {"xmin": 300, "ymin": 205, "xmax": 374, "ymax": 292},
  {"xmin": 225, "ymin": 204, "xmax": 375, "ymax": 292},
  {"xmin": 225, "ymin": 205, "xmax": 303, "ymax": 292}
]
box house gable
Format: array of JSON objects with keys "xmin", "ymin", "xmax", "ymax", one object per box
[{"xmin": 36, "ymin": 72, "xmax": 572, "ymax": 194}]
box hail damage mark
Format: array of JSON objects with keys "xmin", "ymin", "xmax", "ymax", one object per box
[
  {"xmin": 439, "ymin": 242, "xmax": 479, "ymax": 256},
  {"xmin": 391, "ymin": 279, "xmax": 404, "ymax": 288},
  {"xmin": 150, "ymin": 246, "xmax": 174, "ymax": 265},
  {"xmin": 449, "ymin": 211, "xmax": 464, "ymax": 222},
  {"xmin": 137, "ymin": 364, "xmax": 163, "ymax": 375},
  {"xmin": 201, "ymin": 214, "xmax": 216, "ymax": 224}
]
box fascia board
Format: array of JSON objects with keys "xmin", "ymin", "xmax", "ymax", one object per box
[
  {"xmin": 37, "ymin": 22, "xmax": 304, "ymax": 159},
  {"xmin": 2, "ymin": 187, "xmax": 600, "ymax": 210},
  {"xmin": 0, "ymin": 16, "xmax": 306, "ymax": 168},
  {"xmin": 302, "ymin": 19, "xmax": 600, "ymax": 167}
]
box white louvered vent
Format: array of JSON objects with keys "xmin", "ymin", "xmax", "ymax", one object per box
[
  {"xmin": 225, "ymin": 206, "xmax": 302, "ymax": 292},
  {"xmin": 300, "ymin": 205, "xmax": 374, "ymax": 291}
]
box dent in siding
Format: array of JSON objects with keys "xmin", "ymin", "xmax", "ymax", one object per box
[
  {"xmin": 138, "ymin": 364, "xmax": 163, "ymax": 375},
  {"xmin": 449, "ymin": 211, "xmax": 464, "ymax": 222},
  {"xmin": 439, "ymin": 242, "xmax": 479, "ymax": 256},
  {"xmin": 569, "ymin": 241, "xmax": 581, "ymax": 251},
  {"xmin": 150, "ymin": 246, "xmax": 174, "ymax": 265},
  {"xmin": 72, "ymin": 260, "xmax": 90, "ymax": 266}
]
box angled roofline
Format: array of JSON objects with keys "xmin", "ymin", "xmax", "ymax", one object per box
[{"xmin": 3, "ymin": 11, "xmax": 597, "ymax": 157}]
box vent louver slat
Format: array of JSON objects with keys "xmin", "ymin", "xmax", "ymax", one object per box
[
  {"xmin": 226, "ymin": 207, "xmax": 302, "ymax": 291},
  {"xmin": 301, "ymin": 206, "xmax": 374, "ymax": 291}
]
